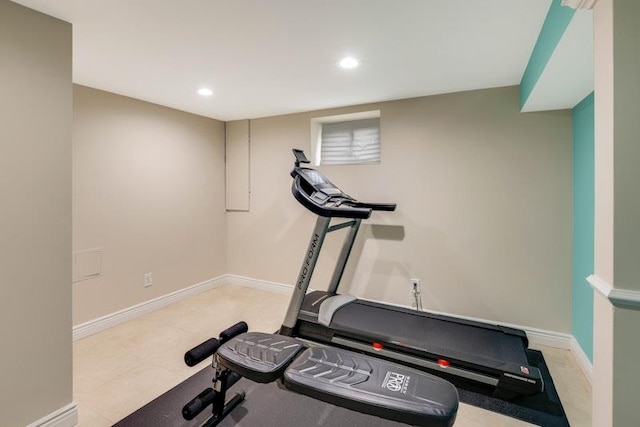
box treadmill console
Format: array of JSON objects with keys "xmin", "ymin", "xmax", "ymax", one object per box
[{"xmin": 290, "ymin": 149, "xmax": 396, "ymax": 219}]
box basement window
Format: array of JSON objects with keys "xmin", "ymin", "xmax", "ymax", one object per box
[{"xmin": 310, "ymin": 110, "xmax": 381, "ymax": 166}]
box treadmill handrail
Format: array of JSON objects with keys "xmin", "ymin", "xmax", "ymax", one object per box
[
  {"xmin": 291, "ymin": 175, "xmax": 372, "ymax": 219},
  {"xmin": 291, "ymin": 167, "xmax": 397, "ymax": 218},
  {"xmin": 351, "ymin": 201, "xmax": 397, "ymax": 211}
]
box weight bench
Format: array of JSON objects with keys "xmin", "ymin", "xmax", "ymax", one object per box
[{"xmin": 216, "ymin": 332, "xmax": 458, "ymax": 427}]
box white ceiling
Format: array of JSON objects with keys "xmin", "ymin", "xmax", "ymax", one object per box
[
  {"xmin": 11, "ymin": 0, "xmax": 553, "ymax": 121},
  {"xmin": 521, "ymin": 8, "xmax": 594, "ymax": 112}
]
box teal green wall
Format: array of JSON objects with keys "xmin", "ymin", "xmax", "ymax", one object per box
[
  {"xmin": 520, "ymin": 0, "xmax": 575, "ymax": 109},
  {"xmin": 521, "ymin": 0, "xmax": 593, "ymax": 362},
  {"xmin": 572, "ymin": 92, "xmax": 594, "ymax": 362}
]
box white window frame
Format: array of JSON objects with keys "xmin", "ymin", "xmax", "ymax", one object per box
[{"xmin": 310, "ymin": 110, "xmax": 381, "ymax": 166}]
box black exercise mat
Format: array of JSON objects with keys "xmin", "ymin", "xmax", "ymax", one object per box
[
  {"xmin": 115, "ymin": 349, "xmax": 568, "ymax": 427},
  {"xmin": 113, "ymin": 367, "xmax": 409, "ymax": 427},
  {"xmin": 466, "ymin": 350, "xmax": 569, "ymax": 426}
]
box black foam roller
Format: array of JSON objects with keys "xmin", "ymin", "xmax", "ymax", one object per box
[
  {"xmin": 219, "ymin": 321, "xmax": 248, "ymax": 343},
  {"xmin": 182, "ymin": 388, "xmax": 216, "ymax": 420},
  {"xmin": 184, "ymin": 338, "xmax": 220, "ymax": 367}
]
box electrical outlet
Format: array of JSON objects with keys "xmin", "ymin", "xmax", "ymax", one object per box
[
  {"xmin": 144, "ymin": 272, "xmax": 153, "ymax": 287},
  {"xmin": 410, "ymin": 278, "xmax": 422, "ymax": 311}
]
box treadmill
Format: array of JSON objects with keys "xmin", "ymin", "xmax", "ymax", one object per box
[{"xmin": 279, "ymin": 149, "xmax": 543, "ymax": 400}]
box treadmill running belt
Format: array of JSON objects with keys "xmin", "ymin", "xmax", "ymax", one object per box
[{"xmin": 330, "ymin": 302, "xmax": 530, "ymax": 369}]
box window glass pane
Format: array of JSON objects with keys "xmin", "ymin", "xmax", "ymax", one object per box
[{"xmin": 320, "ymin": 118, "xmax": 380, "ymax": 165}]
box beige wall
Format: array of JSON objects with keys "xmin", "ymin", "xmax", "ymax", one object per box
[
  {"xmin": 610, "ymin": 0, "xmax": 640, "ymax": 423},
  {"xmin": 73, "ymin": 86, "xmax": 226, "ymax": 325},
  {"xmin": 612, "ymin": 0, "xmax": 640, "ymax": 294},
  {"xmin": 0, "ymin": 1, "xmax": 73, "ymax": 425},
  {"xmin": 592, "ymin": 0, "xmax": 640, "ymax": 425},
  {"xmin": 228, "ymin": 86, "xmax": 573, "ymax": 332}
]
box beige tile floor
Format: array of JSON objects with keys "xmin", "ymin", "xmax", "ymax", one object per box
[{"xmin": 73, "ymin": 285, "xmax": 592, "ymax": 426}]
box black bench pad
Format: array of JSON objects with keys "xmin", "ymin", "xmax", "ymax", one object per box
[
  {"xmin": 217, "ymin": 332, "xmax": 458, "ymax": 427},
  {"xmin": 216, "ymin": 332, "xmax": 302, "ymax": 383},
  {"xmin": 284, "ymin": 346, "xmax": 458, "ymax": 427}
]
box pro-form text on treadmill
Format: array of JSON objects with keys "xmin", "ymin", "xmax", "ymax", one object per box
[{"xmin": 298, "ymin": 233, "xmax": 319, "ymax": 289}]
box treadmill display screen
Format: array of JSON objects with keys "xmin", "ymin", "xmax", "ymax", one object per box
[
  {"xmin": 300, "ymin": 168, "xmax": 343, "ymax": 197},
  {"xmin": 303, "ymin": 169, "xmax": 329, "ymax": 186}
]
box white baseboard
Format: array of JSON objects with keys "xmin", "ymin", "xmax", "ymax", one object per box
[
  {"xmin": 225, "ymin": 274, "xmax": 294, "ymax": 295},
  {"xmin": 521, "ymin": 326, "xmax": 572, "ymax": 349},
  {"xmin": 73, "ymin": 276, "xmax": 227, "ymax": 340},
  {"xmin": 26, "ymin": 402, "xmax": 77, "ymax": 427},
  {"xmin": 569, "ymin": 335, "xmax": 593, "ymax": 383},
  {"xmin": 71, "ymin": 273, "xmax": 592, "ymax": 385}
]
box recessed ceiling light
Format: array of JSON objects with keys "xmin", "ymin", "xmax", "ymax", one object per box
[
  {"xmin": 197, "ymin": 88, "xmax": 213, "ymax": 96},
  {"xmin": 339, "ymin": 57, "xmax": 360, "ymax": 69}
]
